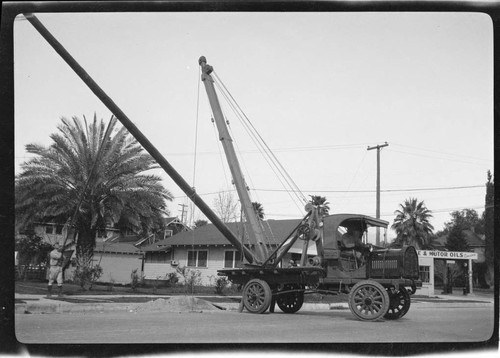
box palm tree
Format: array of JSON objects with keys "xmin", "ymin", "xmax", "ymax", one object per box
[
  {"xmin": 309, "ymin": 195, "xmax": 330, "ymax": 217},
  {"xmin": 252, "ymin": 202, "xmax": 265, "ymax": 220},
  {"xmin": 391, "ymin": 198, "xmax": 434, "ymax": 249},
  {"xmin": 389, "ymin": 233, "xmax": 438, "ymax": 250},
  {"xmin": 15, "ymin": 115, "xmax": 172, "ymax": 265}
]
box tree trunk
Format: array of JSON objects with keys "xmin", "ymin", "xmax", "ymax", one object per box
[{"xmin": 76, "ymin": 225, "xmax": 96, "ymax": 267}]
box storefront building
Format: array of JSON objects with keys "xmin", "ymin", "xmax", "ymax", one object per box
[{"xmin": 417, "ymin": 250, "xmax": 478, "ymax": 296}]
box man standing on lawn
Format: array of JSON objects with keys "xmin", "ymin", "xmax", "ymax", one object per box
[{"xmin": 47, "ymin": 242, "xmax": 65, "ymax": 297}]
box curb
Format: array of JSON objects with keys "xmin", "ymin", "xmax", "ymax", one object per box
[
  {"xmin": 15, "ymin": 295, "xmax": 493, "ymax": 315},
  {"xmin": 16, "ymin": 302, "xmax": 138, "ymax": 314}
]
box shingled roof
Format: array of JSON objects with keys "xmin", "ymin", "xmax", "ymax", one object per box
[
  {"xmin": 435, "ymin": 229, "xmax": 485, "ymax": 249},
  {"xmin": 142, "ymin": 219, "xmax": 302, "ymax": 252}
]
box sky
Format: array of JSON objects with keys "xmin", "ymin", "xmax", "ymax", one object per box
[{"xmin": 14, "ymin": 11, "xmax": 493, "ymax": 236}]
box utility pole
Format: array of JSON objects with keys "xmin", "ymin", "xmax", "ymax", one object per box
[
  {"xmin": 23, "ymin": 14, "xmax": 256, "ymax": 264},
  {"xmin": 178, "ymin": 204, "xmax": 188, "ymax": 223},
  {"xmin": 367, "ymin": 142, "xmax": 389, "ymax": 246}
]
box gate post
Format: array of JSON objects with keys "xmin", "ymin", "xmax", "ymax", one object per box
[{"xmin": 468, "ymin": 258, "xmax": 473, "ymax": 294}]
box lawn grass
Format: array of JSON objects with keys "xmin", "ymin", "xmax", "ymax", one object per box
[{"xmin": 15, "ymin": 280, "xmax": 348, "ymax": 303}]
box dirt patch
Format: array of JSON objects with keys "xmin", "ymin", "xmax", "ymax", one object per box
[{"xmin": 133, "ymin": 296, "xmax": 219, "ymax": 312}]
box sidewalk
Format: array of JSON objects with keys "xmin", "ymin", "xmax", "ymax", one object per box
[{"xmin": 15, "ymin": 291, "xmax": 495, "ymax": 315}]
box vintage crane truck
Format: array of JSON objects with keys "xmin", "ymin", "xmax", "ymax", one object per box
[
  {"xmin": 23, "ymin": 13, "xmax": 421, "ymax": 321},
  {"xmin": 198, "ymin": 57, "xmax": 421, "ymax": 321}
]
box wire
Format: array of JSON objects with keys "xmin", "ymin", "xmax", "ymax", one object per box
[
  {"xmin": 390, "ymin": 148, "xmax": 491, "ymax": 167},
  {"xmin": 252, "ymin": 184, "xmax": 484, "ymax": 193},
  {"xmin": 269, "ymin": 203, "xmax": 492, "ymax": 220},
  {"xmin": 213, "ymin": 71, "xmax": 307, "ymax": 210},
  {"xmin": 391, "ymin": 142, "xmax": 492, "ymax": 163},
  {"xmin": 336, "ymin": 151, "xmax": 369, "ymax": 207}
]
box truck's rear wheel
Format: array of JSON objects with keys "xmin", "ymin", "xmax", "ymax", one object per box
[
  {"xmin": 242, "ymin": 279, "xmax": 272, "ymax": 314},
  {"xmin": 276, "ymin": 284, "xmax": 304, "ymax": 313},
  {"xmin": 384, "ymin": 287, "xmax": 411, "ymax": 320},
  {"xmin": 348, "ymin": 280, "xmax": 389, "ymax": 321}
]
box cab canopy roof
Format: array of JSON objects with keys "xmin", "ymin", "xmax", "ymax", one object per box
[{"xmin": 324, "ymin": 214, "xmax": 389, "ymax": 232}]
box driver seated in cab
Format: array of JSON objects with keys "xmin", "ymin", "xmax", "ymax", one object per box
[{"xmin": 339, "ymin": 224, "xmax": 368, "ymax": 261}]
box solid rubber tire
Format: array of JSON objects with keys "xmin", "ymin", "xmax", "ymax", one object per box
[
  {"xmin": 348, "ymin": 280, "xmax": 390, "ymax": 321},
  {"xmin": 276, "ymin": 284, "xmax": 304, "ymax": 313},
  {"xmin": 384, "ymin": 287, "xmax": 411, "ymax": 320},
  {"xmin": 242, "ymin": 279, "xmax": 272, "ymax": 314}
]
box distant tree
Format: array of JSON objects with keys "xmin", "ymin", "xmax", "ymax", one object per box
[
  {"xmin": 15, "ymin": 115, "xmax": 172, "ymax": 269},
  {"xmin": 445, "ymin": 225, "xmax": 472, "ymax": 287},
  {"xmin": 391, "ymin": 198, "xmax": 434, "ymax": 249},
  {"xmin": 309, "ymin": 195, "xmax": 330, "ymax": 217},
  {"xmin": 484, "ymin": 170, "xmax": 494, "ymax": 286},
  {"xmin": 193, "ymin": 219, "xmax": 208, "ymax": 229},
  {"xmin": 252, "ymin": 202, "xmax": 265, "ymax": 220},
  {"xmin": 439, "ymin": 208, "xmax": 484, "ymax": 236},
  {"xmin": 445, "ymin": 225, "xmax": 470, "ymax": 252},
  {"xmin": 213, "ymin": 191, "xmax": 239, "ymax": 223}
]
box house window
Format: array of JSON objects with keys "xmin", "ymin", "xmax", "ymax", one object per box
[
  {"xmin": 55, "ymin": 225, "xmax": 63, "ymax": 235},
  {"xmin": 187, "ymin": 250, "xmax": 208, "ymax": 268},
  {"xmin": 419, "ymin": 265, "xmax": 430, "ymax": 283},
  {"xmin": 224, "ymin": 250, "xmax": 241, "ymax": 268},
  {"xmin": 146, "ymin": 252, "xmax": 170, "ymax": 263},
  {"xmin": 164, "ymin": 230, "xmax": 173, "ymax": 239},
  {"xmin": 45, "ymin": 225, "xmax": 53, "ymax": 234}
]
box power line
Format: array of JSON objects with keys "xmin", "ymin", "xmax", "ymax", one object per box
[
  {"xmin": 252, "ymin": 184, "xmax": 484, "ymax": 193},
  {"xmin": 173, "ymin": 184, "xmax": 484, "ymax": 199},
  {"xmin": 267, "ymin": 204, "xmax": 492, "ymax": 220},
  {"xmin": 391, "ymin": 142, "xmax": 492, "ymax": 163},
  {"xmin": 14, "ymin": 142, "xmax": 370, "ymax": 159}
]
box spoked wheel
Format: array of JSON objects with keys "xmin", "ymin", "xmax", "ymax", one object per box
[
  {"xmin": 348, "ymin": 280, "xmax": 390, "ymax": 321},
  {"xmin": 242, "ymin": 279, "xmax": 272, "ymax": 314},
  {"xmin": 276, "ymin": 284, "xmax": 304, "ymax": 313},
  {"xmin": 384, "ymin": 287, "xmax": 411, "ymax": 320}
]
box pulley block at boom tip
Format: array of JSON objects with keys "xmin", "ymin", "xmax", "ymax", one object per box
[{"xmin": 199, "ymin": 56, "xmax": 213, "ymax": 75}]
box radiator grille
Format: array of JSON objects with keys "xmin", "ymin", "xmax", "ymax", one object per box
[{"xmin": 371, "ymin": 260, "xmax": 398, "ymax": 270}]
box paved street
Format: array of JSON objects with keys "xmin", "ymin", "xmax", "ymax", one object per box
[{"xmin": 16, "ymin": 304, "xmax": 495, "ymax": 344}]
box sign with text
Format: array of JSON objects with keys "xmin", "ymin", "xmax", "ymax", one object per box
[{"xmin": 417, "ymin": 250, "xmax": 478, "ymax": 260}]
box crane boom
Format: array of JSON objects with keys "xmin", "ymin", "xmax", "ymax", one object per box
[{"xmin": 199, "ymin": 56, "xmax": 269, "ymax": 264}]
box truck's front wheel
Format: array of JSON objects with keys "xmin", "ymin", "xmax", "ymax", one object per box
[
  {"xmin": 348, "ymin": 280, "xmax": 390, "ymax": 321},
  {"xmin": 384, "ymin": 286, "xmax": 411, "ymax": 320}
]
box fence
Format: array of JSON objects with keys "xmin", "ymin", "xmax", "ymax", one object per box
[{"xmin": 16, "ymin": 265, "xmax": 47, "ymax": 281}]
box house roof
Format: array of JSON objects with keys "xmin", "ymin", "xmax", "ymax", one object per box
[
  {"xmin": 435, "ymin": 229, "xmax": 485, "ymax": 249},
  {"xmin": 141, "ymin": 219, "xmax": 302, "ymax": 252},
  {"xmin": 94, "ymin": 241, "xmax": 143, "ymax": 255},
  {"xmin": 462, "ymin": 230, "xmax": 485, "ymax": 247},
  {"xmin": 163, "ymin": 216, "xmax": 191, "ymax": 230}
]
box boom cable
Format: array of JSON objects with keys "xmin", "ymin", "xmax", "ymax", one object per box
[{"xmin": 213, "ymin": 72, "xmax": 307, "ymax": 211}]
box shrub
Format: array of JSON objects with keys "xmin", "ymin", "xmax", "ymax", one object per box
[
  {"xmin": 107, "ymin": 275, "xmax": 116, "ymax": 292},
  {"xmin": 210, "ymin": 276, "xmax": 229, "ymax": 295},
  {"xmin": 73, "ymin": 264, "xmax": 103, "ymax": 290},
  {"xmin": 166, "ymin": 272, "xmax": 179, "ymax": 287},
  {"xmin": 176, "ymin": 266, "xmax": 202, "ymax": 293},
  {"xmin": 130, "ymin": 269, "xmax": 145, "ymax": 291}
]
